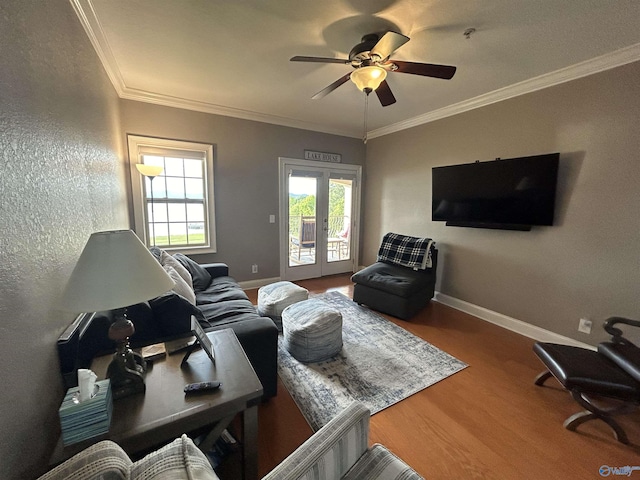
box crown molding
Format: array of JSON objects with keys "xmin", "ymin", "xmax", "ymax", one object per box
[
  {"xmin": 71, "ymin": 0, "xmax": 360, "ymax": 138},
  {"xmin": 117, "ymin": 86, "xmax": 359, "ymax": 138},
  {"xmin": 367, "ymin": 43, "xmax": 640, "ymax": 139},
  {"xmin": 71, "ymin": 0, "xmax": 127, "ymax": 94},
  {"xmin": 72, "ymin": 1, "xmax": 639, "ymax": 141}
]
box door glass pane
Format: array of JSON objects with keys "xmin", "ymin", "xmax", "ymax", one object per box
[
  {"xmin": 327, "ymin": 178, "xmax": 352, "ymax": 263},
  {"xmin": 288, "ymin": 175, "xmax": 317, "ymax": 266}
]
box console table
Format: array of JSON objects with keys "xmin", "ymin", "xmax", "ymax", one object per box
[{"xmin": 50, "ymin": 328, "xmax": 263, "ymax": 479}]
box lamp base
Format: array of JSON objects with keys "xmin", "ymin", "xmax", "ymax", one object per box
[
  {"xmin": 107, "ymin": 309, "xmax": 147, "ymax": 400},
  {"xmin": 106, "ymin": 350, "xmax": 146, "ymax": 400}
]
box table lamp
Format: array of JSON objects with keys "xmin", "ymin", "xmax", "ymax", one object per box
[{"xmin": 61, "ymin": 230, "xmax": 174, "ymax": 399}]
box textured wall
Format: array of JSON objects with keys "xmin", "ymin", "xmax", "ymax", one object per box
[
  {"xmin": 364, "ymin": 61, "xmax": 640, "ymax": 346},
  {"xmin": 120, "ymin": 100, "xmax": 366, "ymax": 281},
  {"xmin": 0, "ymin": 2, "xmax": 128, "ymax": 478}
]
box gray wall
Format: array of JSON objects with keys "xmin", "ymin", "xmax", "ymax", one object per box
[
  {"xmin": 0, "ymin": 2, "xmax": 128, "ymax": 478},
  {"xmin": 364, "ymin": 61, "xmax": 640, "ymax": 345},
  {"xmin": 120, "ymin": 101, "xmax": 366, "ymax": 281},
  {"xmin": 2, "ymin": 1, "xmax": 637, "ymax": 476}
]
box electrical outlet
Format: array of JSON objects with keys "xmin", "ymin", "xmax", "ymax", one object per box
[
  {"xmin": 578, "ymin": 318, "xmax": 592, "ymax": 334},
  {"xmin": 251, "ymin": 264, "xmax": 258, "ymax": 274}
]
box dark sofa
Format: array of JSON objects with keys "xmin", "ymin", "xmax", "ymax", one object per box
[{"xmin": 57, "ymin": 258, "xmax": 278, "ymax": 399}]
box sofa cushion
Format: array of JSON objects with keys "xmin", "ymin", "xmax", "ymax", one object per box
[
  {"xmin": 126, "ymin": 302, "xmax": 163, "ymax": 347},
  {"xmin": 196, "ymin": 276, "xmax": 251, "ymax": 305},
  {"xmin": 37, "ymin": 440, "xmax": 132, "ymax": 480},
  {"xmin": 343, "ymin": 444, "xmax": 423, "ymax": 480},
  {"xmin": 198, "ymin": 300, "xmax": 263, "ymax": 328},
  {"xmin": 129, "ymin": 434, "xmax": 219, "ymax": 480},
  {"xmin": 351, "ymin": 262, "xmax": 436, "ymax": 299},
  {"xmin": 149, "ymin": 293, "xmax": 200, "ymax": 338},
  {"xmin": 262, "ymin": 401, "xmax": 370, "ymax": 480},
  {"xmin": 173, "ymin": 253, "xmax": 212, "ymax": 291}
]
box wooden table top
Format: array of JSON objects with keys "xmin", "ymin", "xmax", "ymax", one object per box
[{"xmin": 51, "ymin": 328, "xmax": 262, "ymax": 464}]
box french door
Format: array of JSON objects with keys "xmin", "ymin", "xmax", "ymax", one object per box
[{"xmin": 279, "ymin": 158, "xmax": 361, "ymax": 281}]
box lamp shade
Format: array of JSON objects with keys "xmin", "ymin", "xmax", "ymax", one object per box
[
  {"xmin": 135, "ymin": 164, "xmax": 164, "ymax": 177},
  {"xmin": 350, "ymin": 66, "xmax": 387, "ymax": 92},
  {"xmin": 61, "ymin": 230, "xmax": 174, "ymax": 312}
]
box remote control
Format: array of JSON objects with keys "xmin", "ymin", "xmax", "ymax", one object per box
[{"xmin": 184, "ymin": 381, "xmax": 221, "ymax": 393}]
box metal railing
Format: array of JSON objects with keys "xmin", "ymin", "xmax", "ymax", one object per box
[
  {"xmin": 289, "ymin": 215, "xmax": 349, "ymax": 239},
  {"xmin": 288, "ymin": 215, "xmax": 350, "ymax": 264}
]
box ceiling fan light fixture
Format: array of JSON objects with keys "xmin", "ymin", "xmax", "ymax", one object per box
[{"xmin": 350, "ymin": 66, "xmax": 387, "ymax": 93}]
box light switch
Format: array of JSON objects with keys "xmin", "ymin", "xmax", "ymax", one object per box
[{"xmin": 269, "ymin": 214, "xmax": 276, "ymax": 223}]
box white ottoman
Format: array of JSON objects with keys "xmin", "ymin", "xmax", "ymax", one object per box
[
  {"xmin": 257, "ymin": 281, "xmax": 309, "ymax": 324},
  {"xmin": 282, "ymin": 299, "xmax": 343, "ymax": 363}
]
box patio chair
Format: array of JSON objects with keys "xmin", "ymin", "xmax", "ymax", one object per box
[{"xmin": 290, "ymin": 216, "xmax": 316, "ymax": 260}]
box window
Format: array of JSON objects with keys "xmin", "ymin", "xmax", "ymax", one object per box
[{"xmin": 128, "ymin": 135, "xmax": 216, "ymax": 254}]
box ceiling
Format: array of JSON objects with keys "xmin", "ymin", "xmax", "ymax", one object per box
[{"xmin": 72, "ymin": 0, "xmax": 640, "ymax": 139}]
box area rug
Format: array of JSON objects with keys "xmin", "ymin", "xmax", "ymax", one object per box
[{"xmin": 277, "ymin": 291, "xmax": 468, "ymax": 431}]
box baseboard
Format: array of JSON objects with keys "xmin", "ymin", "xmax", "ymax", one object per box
[
  {"xmin": 238, "ymin": 276, "xmax": 281, "ymax": 291},
  {"xmin": 433, "ymin": 291, "xmax": 596, "ymax": 350},
  {"xmin": 237, "ymin": 278, "xmax": 593, "ymax": 349}
]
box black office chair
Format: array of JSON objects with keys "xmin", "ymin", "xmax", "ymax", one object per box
[{"xmin": 533, "ymin": 317, "xmax": 640, "ymax": 443}]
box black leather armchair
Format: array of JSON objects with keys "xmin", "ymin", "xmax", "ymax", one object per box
[
  {"xmin": 351, "ymin": 249, "xmax": 438, "ymax": 320},
  {"xmin": 533, "ymin": 317, "xmax": 640, "ymax": 443}
]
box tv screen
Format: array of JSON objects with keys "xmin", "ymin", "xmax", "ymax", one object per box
[{"xmin": 432, "ymin": 153, "xmax": 559, "ymax": 230}]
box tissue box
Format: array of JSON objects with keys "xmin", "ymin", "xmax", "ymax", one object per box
[{"xmin": 58, "ymin": 379, "xmax": 113, "ymax": 445}]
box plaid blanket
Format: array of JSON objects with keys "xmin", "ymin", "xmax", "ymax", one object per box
[{"xmin": 377, "ymin": 232, "xmax": 435, "ymax": 270}]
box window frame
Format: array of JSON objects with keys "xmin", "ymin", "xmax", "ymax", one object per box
[{"xmin": 128, "ymin": 134, "xmax": 217, "ymax": 254}]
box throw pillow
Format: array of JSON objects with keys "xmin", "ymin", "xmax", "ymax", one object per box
[
  {"xmin": 149, "ymin": 246, "xmax": 163, "ymax": 262},
  {"xmin": 173, "ymin": 253, "xmax": 212, "ymax": 291},
  {"xmin": 164, "ymin": 265, "xmax": 196, "ymax": 305},
  {"xmin": 159, "ymin": 250, "xmax": 193, "ymax": 288}
]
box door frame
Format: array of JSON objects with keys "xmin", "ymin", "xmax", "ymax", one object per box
[{"xmin": 278, "ymin": 157, "xmax": 362, "ymax": 281}]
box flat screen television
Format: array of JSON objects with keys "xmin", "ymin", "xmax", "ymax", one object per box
[{"xmin": 432, "ymin": 153, "xmax": 559, "ymax": 231}]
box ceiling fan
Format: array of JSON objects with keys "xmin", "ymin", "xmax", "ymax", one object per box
[{"xmin": 290, "ymin": 31, "xmax": 457, "ymax": 107}]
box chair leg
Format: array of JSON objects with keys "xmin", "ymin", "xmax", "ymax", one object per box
[
  {"xmin": 566, "ymin": 390, "xmax": 635, "ymax": 444},
  {"xmin": 564, "ymin": 410, "xmax": 630, "ymax": 444},
  {"xmin": 534, "ymin": 370, "xmax": 553, "ymax": 386},
  {"xmin": 535, "ymin": 370, "xmax": 635, "ymax": 443}
]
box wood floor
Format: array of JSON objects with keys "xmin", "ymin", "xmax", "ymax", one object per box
[{"xmin": 248, "ymin": 275, "xmax": 640, "ymax": 479}]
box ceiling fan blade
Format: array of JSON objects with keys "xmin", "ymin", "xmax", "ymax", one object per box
[
  {"xmin": 312, "ymin": 73, "xmax": 352, "ymax": 100},
  {"xmin": 375, "ymin": 80, "xmax": 396, "ymax": 107},
  {"xmin": 391, "ymin": 60, "xmax": 457, "ymax": 79},
  {"xmin": 290, "ymin": 55, "xmax": 350, "ymax": 64},
  {"xmin": 371, "ymin": 31, "xmax": 409, "ymax": 60}
]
